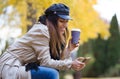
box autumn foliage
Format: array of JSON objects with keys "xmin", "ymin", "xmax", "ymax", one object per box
[{"xmin": 0, "ymin": 0, "xmax": 110, "ymax": 44}]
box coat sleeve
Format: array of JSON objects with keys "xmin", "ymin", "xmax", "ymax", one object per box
[{"xmin": 29, "ymin": 24, "xmax": 72, "ymax": 70}]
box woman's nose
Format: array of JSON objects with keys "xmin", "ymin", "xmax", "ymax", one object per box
[{"xmin": 64, "ymin": 22, "xmax": 68, "ymax": 27}]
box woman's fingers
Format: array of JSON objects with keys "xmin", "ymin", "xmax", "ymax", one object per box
[
  {"xmin": 71, "ymin": 60, "xmax": 86, "ymax": 71},
  {"xmin": 67, "ymin": 38, "xmax": 80, "ymax": 51}
]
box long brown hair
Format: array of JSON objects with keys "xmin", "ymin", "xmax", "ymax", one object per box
[{"xmin": 39, "ymin": 14, "xmax": 69, "ymax": 60}]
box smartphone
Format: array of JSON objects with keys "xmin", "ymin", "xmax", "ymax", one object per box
[{"xmin": 82, "ymin": 57, "xmax": 91, "ymax": 63}]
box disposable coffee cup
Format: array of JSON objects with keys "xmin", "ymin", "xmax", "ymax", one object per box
[{"xmin": 71, "ymin": 28, "xmax": 81, "ymax": 44}]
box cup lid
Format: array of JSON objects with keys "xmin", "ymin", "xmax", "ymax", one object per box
[{"xmin": 71, "ymin": 28, "xmax": 81, "ymax": 32}]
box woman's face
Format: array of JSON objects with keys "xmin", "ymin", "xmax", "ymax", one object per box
[{"xmin": 57, "ymin": 18, "xmax": 69, "ymax": 34}]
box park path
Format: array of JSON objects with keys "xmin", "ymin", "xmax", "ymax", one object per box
[
  {"xmin": 83, "ymin": 78, "xmax": 120, "ymax": 79},
  {"xmin": 64, "ymin": 74, "xmax": 120, "ymax": 79}
]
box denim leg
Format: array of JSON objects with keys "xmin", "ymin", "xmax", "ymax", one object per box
[{"xmin": 31, "ymin": 66, "xmax": 59, "ymax": 79}]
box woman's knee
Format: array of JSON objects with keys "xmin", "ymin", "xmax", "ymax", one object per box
[
  {"xmin": 48, "ymin": 68, "xmax": 59, "ymax": 76},
  {"xmin": 42, "ymin": 67, "xmax": 59, "ymax": 79}
]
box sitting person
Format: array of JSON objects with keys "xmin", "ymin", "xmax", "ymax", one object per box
[{"xmin": 0, "ymin": 3, "xmax": 85, "ymax": 79}]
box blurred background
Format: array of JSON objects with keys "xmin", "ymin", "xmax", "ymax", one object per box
[{"xmin": 0, "ymin": 0, "xmax": 120, "ymax": 79}]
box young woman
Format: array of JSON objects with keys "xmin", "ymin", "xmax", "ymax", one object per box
[{"xmin": 0, "ymin": 3, "xmax": 85, "ymax": 79}]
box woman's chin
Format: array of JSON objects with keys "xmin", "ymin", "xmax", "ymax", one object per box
[{"xmin": 60, "ymin": 31, "xmax": 65, "ymax": 34}]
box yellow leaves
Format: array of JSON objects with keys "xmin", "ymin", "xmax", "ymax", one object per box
[
  {"xmin": 7, "ymin": 0, "xmax": 17, "ymax": 5},
  {"xmin": 67, "ymin": 0, "xmax": 110, "ymax": 44},
  {"xmin": 98, "ymin": 22, "xmax": 110, "ymax": 40},
  {"xmin": 16, "ymin": 1, "xmax": 27, "ymax": 18},
  {"xmin": 1, "ymin": 0, "xmax": 110, "ymax": 44},
  {"xmin": 89, "ymin": 0, "xmax": 97, "ymax": 5},
  {"xmin": 15, "ymin": 1, "xmax": 27, "ymax": 34}
]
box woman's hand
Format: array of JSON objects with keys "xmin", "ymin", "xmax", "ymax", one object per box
[
  {"xmin": 67, "ymin": 39, "xmax": 80, "ymax": 52},
  {"xmin": 77, "ymin": 57, "xmax": 91, "ymax": 64},
  {"xmin": 71, "ymin": 59, "xmax": 85, "ymax": 71}
]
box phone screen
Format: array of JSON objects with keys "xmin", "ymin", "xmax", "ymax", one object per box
[{"xmin": 82, "ymin": 58, "xmax": 87, "ymax": 62}]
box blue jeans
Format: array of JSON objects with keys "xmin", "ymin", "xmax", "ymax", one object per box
[{"xmin": 31, "ymin": 66, "xmax": 59, "ymax": 79}]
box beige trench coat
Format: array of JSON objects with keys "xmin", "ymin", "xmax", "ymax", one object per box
[{"xmin": 0, "ymin": 23, "xmax": 72, "ymax": 79}]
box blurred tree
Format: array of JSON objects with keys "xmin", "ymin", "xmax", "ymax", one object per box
[
  {"xmin": 87, "ymin": 14, "xmax": 120, "ymax": 77},
  {"xmin": 107, "ymin": 14, "xmax": 120, "ymax": 68},
  {"xmin": 0, "ymin": 0, "xmax": 110, "ymax": 44}
]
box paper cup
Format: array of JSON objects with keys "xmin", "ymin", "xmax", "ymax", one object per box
[{"xmin": 71, "ymin": 28, "xmax": 81, "ymax": 44}]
